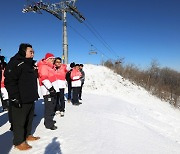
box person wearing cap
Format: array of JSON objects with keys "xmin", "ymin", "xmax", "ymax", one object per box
[
  {"xmin": 53, "ymin": 57, "xmax": 68, "ymax": 116},
  {"xmin": 4, "ymin": 43, "xmax": 40, "ymax": 151},
  {"xmin": 70, "ymin": 64, "xmax": 82, "ymax": 105},
  {"xmin": 79, "ymin": 64, "xmax": 85, "ymax": 100},
  {"xmin": 65, "ymin": 62, "xmax": 75, "ymax": 102},
  {"xmin": 37, "ymin": 53, "xmax": 57, "ymax": 130}
]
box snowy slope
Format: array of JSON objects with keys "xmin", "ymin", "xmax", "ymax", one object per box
[{"xmin": 1, "ymin": 64, "xmax": 180, "ymax": 154}]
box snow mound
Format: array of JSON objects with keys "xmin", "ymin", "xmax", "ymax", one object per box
[
  {"xmin": 84, "ymin": 64, "xmax": 164, "ymax": 104},
  {"xmin": 1, "ymin": 64, "xmax": 180, "ymax": 154}
]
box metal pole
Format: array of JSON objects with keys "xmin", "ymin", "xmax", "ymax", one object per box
[
  {"xmin": 101, "ymin": 54, "xmax": 104, "ymax": 66},
  {"xmin": 62, "ymin": 10, "xmax": 68, "ymax": 64}
]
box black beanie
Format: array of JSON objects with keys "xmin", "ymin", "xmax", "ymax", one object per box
[
  {"xmin": 18, "ymin": 43, "xmax": 32, "ymax": 57},
  {"xmin": 70, "ymin": 62, "xmax": 75, "ymax": 68}
]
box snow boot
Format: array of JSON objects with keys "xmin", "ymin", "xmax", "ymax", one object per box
[
  {"xmin": 15, "ymin": 141, "xmax": 32, "ymax": 150},
  {"xmin": 26, "ymin": 135, "xmax": 40, "ymax": 141}
]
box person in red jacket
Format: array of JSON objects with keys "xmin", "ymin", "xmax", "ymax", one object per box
[
  {"xmin": 70, "ymin": 64, "xmax": 82, "ymax": 105},
  {"xmin": 1, "ymin": 68, "xmax": 13, "ymax": 130},
  {"xmin": 53, "ymin": 57, "xmax": 68, "ymax": 116},
  {"xmin": 1, "ymin": 68, "xmax": 9, "ymax": 111},
  {"xmin": 37, "ymin": 53, "xmax": 57, "ymax": 130}
]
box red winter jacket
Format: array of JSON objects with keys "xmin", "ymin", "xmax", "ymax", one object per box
[
  {"xmin": 1, "ymin": 69, "xmax": 5, "ymax": 88},
  {"xmin": 1, "ymin": 69, "xmax": 9, "ymax": 100},
  {"xmin": 70, "ymin": 68, "xmax": 82, "ymax": 87},
  {"xmin": 53, "ymin": 64, "xmax": 68, "ymax": 90},
  {"xmin": 37, "ymin": 59, "xmax": 56, "ymax": 96}
]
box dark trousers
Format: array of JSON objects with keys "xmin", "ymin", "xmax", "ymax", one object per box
[
  {"xmin": 55, "ymin": 89, "xmax": 65, "ymax": 112},
  {"xmin": 67, "ymin": 82, "xmax": 72, "ymax": 100},
  {"xmin": 8, "ymin": 102, "xmax": 12, "ymax": 123},
  {"xmin": 8, "ymin": 102, "xmax": 13, "ymax": 131},
  {"xmin": 79, "ymin": 83, "xmax": 84, "ymax": 99},
  {"xmin": 44, "ymin": 95, "xmax": 56, "ymax": 128},
  {"xmin": 72, "ymin": 87, "xmax": 80, "ymax": 104},
  {"xmin": 12, "ymin": 102, "xmax": 35, "ymax": 146}
]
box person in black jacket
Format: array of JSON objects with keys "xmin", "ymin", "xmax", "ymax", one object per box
[
  {"xmin": 4, "ymin": 43, "xmax": 40, "ymax": 151},
  {"xmin": 79, "ymin": 64, "xmax": 85, "ymax": 100},
  {"xmin": 66, "ymin": 62, "xmax": 75, "ymax": 102}
]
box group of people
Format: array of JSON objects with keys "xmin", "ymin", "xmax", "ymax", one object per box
[{"xmin": 0, "ymin": 43, "xmax": 85, "ymax": 151}]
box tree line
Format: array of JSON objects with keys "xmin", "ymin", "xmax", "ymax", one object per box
[{"xmin": 104, "ymin": 59, "xmax": 180, "ymax": 107}]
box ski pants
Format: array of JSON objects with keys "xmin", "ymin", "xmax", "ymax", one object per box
[
  {"xmin": 55, "ymin": 89, "xmax": 65, "ymax": 112},
  {"xmin": 72, "ymin": 87, "xmax": 80, "ymax": 104},
  {"xmin": 12, "ymin": 102, "xmax": 35, "ymax": 146},
  {"xmin": 79, "ymin": 83, "xmax": 84, "ymax": 99},
  {"xmin": 44, "ymin": 95, "xmax": 56, "ymax": 128},
  {"xmin": 67, "ymin": 82, "xmax": 72, "ymax": 100}
]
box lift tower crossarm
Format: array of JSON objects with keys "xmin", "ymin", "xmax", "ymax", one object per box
[
  {"xmin": 22, "ymin": 0, "xmax": 85, "ymax": 25},
  {"xmin": 22, "ymin": 2, "xmax": 63, "ymax": 20}
]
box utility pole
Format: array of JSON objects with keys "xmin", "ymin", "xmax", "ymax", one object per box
[
  {"xmin": 62, "ymin": 10, "xmax": 68, "ymax": 64},
  {"xmin": 22, "ymin": 0, "xmax": 85, "ymax": 64}
]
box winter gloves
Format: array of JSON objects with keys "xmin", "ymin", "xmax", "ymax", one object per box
[
  {"xmin": 48, "ymin": 87, "xmax": 56, "ymax": 97},
  {"xmin": 11, "ymin": 99, "xmax": 22, "ymax": 108}
]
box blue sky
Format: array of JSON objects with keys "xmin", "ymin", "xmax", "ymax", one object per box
[{"xmin": 0, "ymin": 0, "xmax": 180, "ymax": 71}]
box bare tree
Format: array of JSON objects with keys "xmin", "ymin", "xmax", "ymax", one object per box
[{"xmin": 104, "ymin": 58, "xmax": 180, "ymax": 108}]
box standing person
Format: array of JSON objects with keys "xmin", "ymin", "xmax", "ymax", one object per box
[
  {"xmin": 53, "ymin": 57, "xmax": 67, "ymax": 116},
  {"xmin": 0, "ymin": 64, "xmax": 9, "ymax": 112},
  {"xmin": 0, "ymin": 56, "xmax": 9, "ymax": 111},
  {"xmin": 4, "ymin": 43, "xmax": 40, "ymax": 151},
  {"xmin": 79, "ymin": 64, "xmax": 85, "ymax": 100},
  {"xmin": 0, "ymin": 68, "xmax": 13, "ymax": 130},
  {"xmin": 70, "ymin": 64, "xmax": 82, "ymax": 105},
  {"xmin": 66, "ymin": 62, "xmax": 75, "ymax": 102},
  {"xmin": 37, "ymin": 53, "xmax": 57, "ymax": 130}
]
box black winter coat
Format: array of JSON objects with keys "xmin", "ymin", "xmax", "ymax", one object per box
[
  {"xmin": 4, "ymin": 53, "xmax": 39, "ymax": 103},
  {"xmin": 66, "ymin": 69, "xmax": 72, "ymax": 83}
]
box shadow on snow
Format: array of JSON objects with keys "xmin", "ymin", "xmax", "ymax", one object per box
[{"xmin": 44, "ymin": 137, "xmax": 62, "ymax": 154}]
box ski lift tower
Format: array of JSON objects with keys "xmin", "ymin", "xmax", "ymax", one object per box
[{"xmin": 22, "ymin": 0, "xmax": 85, "ymax": 64}]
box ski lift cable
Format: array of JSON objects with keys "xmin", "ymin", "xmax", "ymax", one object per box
[
  {"xmin": 84, "ymin": 21, "xmax": 118, "ymax": 58},
  {"xmin": 83, "ymin": 22, "xmax": 111, "ymax": 54},
  {"xmin": 83, "ymin": 21, "xmax": 119, "ymax": 58},
  {"xmin": 68, "ymin": 24, "xmax": 91, "ymax": 45},
  {"xmin": 68, "ymin": 24, "xmax": 109, "ymax": 59},
  {"xmin": 85, "ymin": 20, "xmax": 119, "ymax": 57}
]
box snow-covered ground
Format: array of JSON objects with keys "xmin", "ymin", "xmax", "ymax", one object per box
[{"xmin": 1, "ymin": 64, "xmax": 180, "ymax": 154}]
